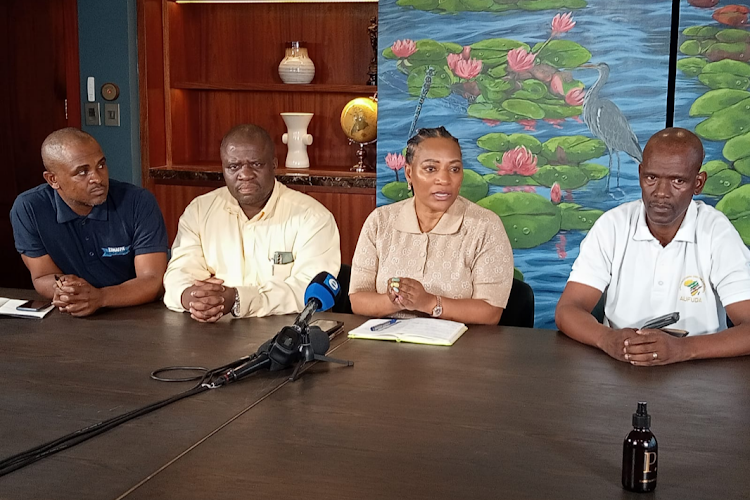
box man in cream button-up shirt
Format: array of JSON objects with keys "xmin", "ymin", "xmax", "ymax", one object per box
[{"xmin": 163, "ymin": 124, "xmax": 340, "ymax": 321}]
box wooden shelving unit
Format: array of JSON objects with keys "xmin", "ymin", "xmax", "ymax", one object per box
[{"xmin": 137, "ymin": 0, "xmax": 379, "ymax": 262}]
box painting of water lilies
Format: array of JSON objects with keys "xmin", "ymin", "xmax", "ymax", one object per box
[
  {"xmin": 674, "ymin": 0, "xmax": 750, "ymax": 247},
  {"xmin": 377, "ymin": 0, "xmax": 674, "ymax": 327}
]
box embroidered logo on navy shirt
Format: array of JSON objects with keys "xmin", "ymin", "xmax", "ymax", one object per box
[{"xmin": 102, "ymin": 245, "xmax": 131, "ymax": 257}]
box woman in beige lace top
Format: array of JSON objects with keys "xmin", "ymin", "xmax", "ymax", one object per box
[{"xmin": 349, "ymin": 127, "xmax": 514, "ymax": 325}]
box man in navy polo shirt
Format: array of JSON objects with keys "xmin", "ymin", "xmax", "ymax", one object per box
[{"xmin": 10, "ymin": 128, "xmax": 169, "ymax": 317}]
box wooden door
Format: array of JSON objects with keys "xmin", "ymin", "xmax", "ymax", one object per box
[{"xmin": 0, "ymin": 0, "xmax": 80, "ymax": 288}]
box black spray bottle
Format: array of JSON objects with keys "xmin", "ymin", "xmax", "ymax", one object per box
[{"xmin": 622, "ymin": 402, "xmax": 658, "ymax": 492}]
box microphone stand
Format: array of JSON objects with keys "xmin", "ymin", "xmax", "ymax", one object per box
[{"xmin": 289, "ymin": 325, "xmax": 354, "ymax": 381}]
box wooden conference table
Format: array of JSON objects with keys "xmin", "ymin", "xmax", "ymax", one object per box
[{"xmin": 0, "ymin": 289, "xmax": 749, "ymax": 499}]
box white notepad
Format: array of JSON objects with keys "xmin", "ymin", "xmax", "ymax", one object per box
[
  {"xmin": 0, "ymin": 298, "xmax": 55, "ymax": 319},
  {"xmin": 348, "ymin": 318, "xmax": 468, "ymax": 346}
]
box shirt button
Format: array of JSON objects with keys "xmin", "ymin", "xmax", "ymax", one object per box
[
  {"xmin": 85, "ymin": 237, "xmax": 89, "ymax": 241},
  {"xmin": 89, "ymin": 252, "xmax": 94, "ymax": 256},
  {"xmin": 658, "ymin": 281, "xmax": 664, "ymax": 286},
  {"xmin": 82, "ymin": 220, "xmax": 86, "ymax": 226}
]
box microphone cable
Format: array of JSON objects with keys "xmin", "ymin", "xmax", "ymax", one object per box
[{"xmin": 0, "ymin": 354, "xmax": 257, "ymax": 477}]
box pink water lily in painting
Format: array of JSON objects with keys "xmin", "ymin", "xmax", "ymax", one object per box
[
  {"xmin": 544, "ymin": 118, "xmax": 565, "ymax": 129},
  {"xmin": 385, "ymin": 152, "xmax": 406, "ymax": 181},
  {"xmin": 508, "ymin": 47, "xmax": 536, "ymax": 73},
  {"xmin": 550, "ymin": 182, "xmax": 562, "ymax": 203},
  {"xmin": 392, "ymin": 39, "xmax": 417, "ymax": 58},
  {"xmin": 496, "ymin": 146, "xmax": 538, "ymax": 176},
  {"xmin": 565, "ymin": 87, "xmax": 585, "ymax": 106},
  {"xmin": 551, "ymin": 13, "xmax": 576, "ymax": 36}
]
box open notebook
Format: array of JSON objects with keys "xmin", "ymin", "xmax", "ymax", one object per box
[
  {"xmin": 0, "ymin": 298, "xmax": 55, "ymax": 319},
  {"xmin": 348, "ymin": 318, "xmax": 468, "ymax": 346}
]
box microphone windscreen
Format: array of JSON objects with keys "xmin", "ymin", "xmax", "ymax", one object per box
[
  {"xmin": 303, "ymin": 272, "xmax": 340, "ymax": 312},
  {"xmin": 308, "ymin": 327, "xmax": 331, "ymax": 355}
]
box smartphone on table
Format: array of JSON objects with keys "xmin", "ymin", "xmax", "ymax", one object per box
[
  {"xmin": 16, "ymin": 300, "xmax": 53, "ymax": 312},
  {"xmin": 640, "ymin": 312, "xmax": 689, "ymax": 337}
]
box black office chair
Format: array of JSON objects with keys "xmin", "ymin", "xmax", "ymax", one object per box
[
  {"xmin": 332, "ymin": 264, "xmax": 353, "ymax": 314},
  {"xmin": 499, "ymin": 278, "xmax": 535, "ymax": 328}
]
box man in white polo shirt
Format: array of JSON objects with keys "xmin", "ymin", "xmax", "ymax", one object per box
[{"xmin": 555, "ymin": 127, "xmax": 750, "ymax": 366}]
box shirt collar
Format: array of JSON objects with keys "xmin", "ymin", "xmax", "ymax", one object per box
[
  {"xmin": 634, "ymin": 199, "xmax": 698, "ymax": 244},
  {"xmin": 394, "ymin": 196, "xmax": 466, "ymax": 235},
  {"xmin": 224, "ymin": 180, "xmax": 282, "ymax": 222},
  {"xmin": 54, "ymin": 189, "xmax": 109, "ymax": 223}
]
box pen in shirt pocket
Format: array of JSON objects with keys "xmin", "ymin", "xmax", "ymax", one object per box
[{"xmin": 370, "ymin": 319, "xmax": 401, "ymax": 332}]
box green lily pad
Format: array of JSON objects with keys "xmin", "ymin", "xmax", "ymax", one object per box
[
  {"xmin": 508, "ymin": 133, "xmax": 542, "ymax": 153},
  {"xmin": 383, "ymin": 47, "xmax": 397, "ymax": 59},
  {"xmin": 538, "ymin": 103, "xmax": 582, "ymax": 119},
  {"xmin": 460, "ymin": 169, "xmax": 489, "ymax": 202},
  {"xmin": 406, "ymin": 40, "xmax": 448, "ymax": 65},
  {"xmin": 477, "ymin": 192, "xmax": 561, "ymax": 249},
  {"xmin": 502, "ymin": 99, "xmax": 545, "ymax": 119},
  {"xmin": 478, "ymin": 152, "xmax": 506, "ymax": 170},
  {"xmin": 735, "ymin": 157, "xmax": 750, "ymax": 176},
  {"xmin": 580, "ymin": 162, "xmax": 609, "ymax": 180},
  {"xmin": 682, "ymin": 26, "xmax": 721, "ymax": 38},
  {"xmin": 690, "ymin": 89, "xmax": 750, "ymax": 116},
  {"xmin": 532, "ymin": 165, "xmax": 589, "ymax": 189},
  {"xmin": 706, "ymin": 43, "xmax": 750, "ymax": 62},
  {"xmin": 476, "ymin": 74, "xmax": 513, "ymax": 101},
  {"xmin": 397, "ymin": 0, "xmax": 439, "ymax": 10},
  {"xmin": 459, "ymin": 0, "xmax": 496, "ymax": 11},
  {"xmin": 677, "ymin": 57, "xmax": 707, "ymax": 77},
  {"xmin": 513, "ymin": 268, "xmax": 524, "ymax": 281},
  {"xmin": 407, "ymin": 65, "xmax": 452, "ymax": 98},
  {"xmin": 483, "ymin": 173, "xmax": 539, "ymax": 186},
  {"xmin": 716, "ymin": 29, "xmax": 750, "ymax": 44},
  {"xmin": 477, "ymin": 132, "xmax": 509, "ymax": 151},
  {"xmin": 381, "ymin": 181, "xmax": 411, "ymax": 202},
  {"xmin": 442, "ymin": 42, "xmax": 464, "ymax": 53},
  {"xmin": 533, "ymin": 40, "xmax": 592, "ymax": 69},
  {"xmin": 716, "ymin": 184, "xmax": 750, "ymax": 245},
  {"xmin": 700, "ymin": 40, "xmax": 718, "ymax": 52},
  {"xmin": 703, "ymin": 169, "xmax": 741, "ymax": 196},
  {"xmin": 679, "ymin": 40, "xmax": 702, "ymax": 56},
  {"xmin": 471, "ymin": 38, "xmax": 529, "ymax": 52},
  {"xmin": 702, "ymin": 59, "xmax": 750, "ymax": 77},
  {"xmin": 723, "ymin": 131, "xmax": 750, "ymax": 162},
  {"xmin": 467, "ymin": 103, "xmax": 518, "ymax": 121},
  {"xmin": 560, "ymin": 207, "xmax": 603, "ymax": 231},
  {"xmin": 516, "ymin": 0, "xmax": 587, "ymax": 11},
  {"xmin": 698, "ymin": 73, "xmax": 750, "ymax": 90},
  {"xmin": 700, "ymin": 159, "xmax": 729, "ymax": 175},
  {"xmin": 513, "ymin": 79, "xmax": 549, "ymax": 100},
  {"xmin": 695, "ymin": 97, "xmax": 750, "ymax": 141},
  {"xmin": 541, "ymin": 136, "xmax": 606, "ymax": 164},
  {"xmin": 488, "ymin": 64, "xmax": 508, "ymax": 78}
]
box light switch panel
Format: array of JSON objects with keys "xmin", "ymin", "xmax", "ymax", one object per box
[
  {"xmin": 84, "ymin": 103, "xmax": 100, "ymax": 126},
  {"xmin": 104, "ymin": 103, "xmax": 120, "ymax": 127}
]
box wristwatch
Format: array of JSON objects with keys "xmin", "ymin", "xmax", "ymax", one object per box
[
  {"xmin": 431, "ymin": 295, "xmax": 443, "ymax": 318},
  {"xmin": 231, "ymin": 288, "xmax": 241, "ymax": 317}
]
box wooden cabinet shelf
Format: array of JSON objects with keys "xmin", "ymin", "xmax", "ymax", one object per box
[
  {"xmin": 173, "ymin": 82, "xmax": 376, "ymax": 94},
  {"xmin": 138, "ymin": 0, "xmax": 377, "ymax": 263}
]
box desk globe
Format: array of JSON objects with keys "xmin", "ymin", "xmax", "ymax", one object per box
[{"xmin": 340, "ymin": 96, "xmax": 377, "ymax": 172}]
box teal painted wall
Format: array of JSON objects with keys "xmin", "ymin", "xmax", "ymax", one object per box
[{"xmin": 78, "ymin": 0, "xmax": 140, "ymax": 185}]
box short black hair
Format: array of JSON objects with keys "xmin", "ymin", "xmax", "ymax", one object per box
[{"xmin": 405, "ymin": 126, "xmax": 461, "ymax": 164}]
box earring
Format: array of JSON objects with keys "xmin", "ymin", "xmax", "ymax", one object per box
[{"xmin": 407, "ymin": 182, "xmax": 412, "ymax": 191}]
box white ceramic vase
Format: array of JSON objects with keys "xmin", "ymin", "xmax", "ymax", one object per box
[
  {"xmin": 278, "ymin": 42, "xmax": 315, "ymax": 84},
  {"xmin": 281, "ymin": 112, "xmax": 314, "ymax": 169}
]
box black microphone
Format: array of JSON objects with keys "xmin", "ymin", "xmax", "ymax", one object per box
[
  {"xmin": 218, "ymin": 328, "xmax": 329, "ymax": 385},
  {"xmin": 294, "ymin": 271, "xmax": 340, "ymax": 330}
]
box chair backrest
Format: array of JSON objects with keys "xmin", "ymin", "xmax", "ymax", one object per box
[
  {"xmin": 331, "ymin": 264, "xmax": 353, "ymax": 314},
  {"xmin": 499, "ymin": 278, "xmax": 535, "ymax": 328}
]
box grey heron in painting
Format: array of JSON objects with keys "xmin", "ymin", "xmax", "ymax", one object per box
[{"xmin": 580, "ymin": 62, "xmax": 642, "ymax": 188}]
